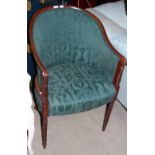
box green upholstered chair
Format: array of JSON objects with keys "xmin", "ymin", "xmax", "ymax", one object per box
[{"xmin": 29, "ymin": 6, "xmax": 126, "ymax": 149}]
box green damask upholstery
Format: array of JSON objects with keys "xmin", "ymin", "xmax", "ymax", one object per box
[
  {"xmin": 35, "ymin": 63, "xmax": 116, "ymax": 115},
  {"xmin": 32, "ymin": 7, "xmax": 119, "ymax": 116}
]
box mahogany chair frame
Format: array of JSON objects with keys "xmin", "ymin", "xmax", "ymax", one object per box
[{"xmin": 29, "ymin": 5, "xmax": 127, "ymax": 149}]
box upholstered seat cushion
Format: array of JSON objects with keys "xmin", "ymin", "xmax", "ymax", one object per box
[{"xmin": 35, "ymin": 63, "xmax": 116, "ymax": 116}]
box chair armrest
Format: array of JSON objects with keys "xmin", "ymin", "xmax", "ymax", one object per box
[
  {"xmin": 34, "ymin": 58, "xmax": 48, "ymax": 118},
  {"xmin": 113, "ymin": 56, "xmax": 127, "ymax": 90},
  {"xmin": 35, "ymin": 64, "xmax": 48, "ymax": 100},
  {"xmin": 34, "ymin": 65, "xmax": 48, "ymax": 103},
  {"xmin": 35, "ymin": 67, "xmax": 45, "ymax": 93},
  {"xmin": 85, "ymin": 10, "xmax": 127, "ymax": 90},
  {"xmin": 30, "ymin": 42, "xmax": 48, "ymax": 104}
]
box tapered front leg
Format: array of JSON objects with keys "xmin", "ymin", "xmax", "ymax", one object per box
[
  {"xmin": 41, "ymin": 96, "xmax": 48, "ymax": 149},
  {"xmin": 102, "ymin": 101, "xmax": 114, "ymax": 131},
  {"xmin": 41, "ymin": 117, "xmax": 48, "ymax": 149}
]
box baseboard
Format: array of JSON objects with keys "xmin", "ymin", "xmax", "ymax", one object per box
[{"xmin": 116, "ymin": 99, "xmax": 127, "ymax": 111}]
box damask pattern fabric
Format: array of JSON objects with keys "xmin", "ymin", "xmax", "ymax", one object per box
[
  {"xmin": 35, "ymin": 63, "xmax": 116, "ymax": 115},
  {"xmin": 32, "ymin": 8, "xmax": 120, "ymax": 116},
  {"xmin": 33, "ymin": 8, "xmax": 119, "ymax": 82}
]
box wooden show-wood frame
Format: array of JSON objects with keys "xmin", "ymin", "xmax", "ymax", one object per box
[{"xmin": 29, "ymin": 5, "xmax": 127, "ymax": 149}]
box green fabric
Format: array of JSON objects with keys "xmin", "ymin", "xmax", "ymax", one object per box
[
  {"xmin": 32, "ymin": 8, "xmax": 119, "ymax": 116},
  {"xmin": 35, "ymin": 63, "xmax": 116, "ymax": 116},
  {"xmin": 33, "ymin": 8, "xmax": 119, "ymax": 82}
]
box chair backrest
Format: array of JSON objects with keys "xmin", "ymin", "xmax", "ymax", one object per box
[{"xmin": 31, "ymin": 7, "xmax": 119, "ymax": 82}]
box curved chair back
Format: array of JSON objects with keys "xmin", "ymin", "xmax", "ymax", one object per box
[{"xmin": 30, "ymin": 6, "xmax": 119, "ymax": 82}]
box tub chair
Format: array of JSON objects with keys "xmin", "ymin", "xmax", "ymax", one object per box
[{"xmin": 29, "ymin": 6, "xmax": 126, "ymax": 148}]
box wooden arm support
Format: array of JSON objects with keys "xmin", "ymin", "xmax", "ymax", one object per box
[
  {"xmin": 113, "ymin": 59, "xmax": 126, "ymax": 91},
  {"xmin": 84, "ymin": 9, "xmax": 127, "ymax": 91}
]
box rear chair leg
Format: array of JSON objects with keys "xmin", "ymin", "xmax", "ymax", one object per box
[{"xmin": 102, "ymin": 101, "xmax": 115, "ymax": 131}]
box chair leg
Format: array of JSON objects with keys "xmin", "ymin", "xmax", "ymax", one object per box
[
  {"xmin": 41, "ymin": 117, "xmax": 48, "ymax": 149},
  {"xmin": 102, "ymin": 101, "xmax": 115, "ymax": 131}
]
